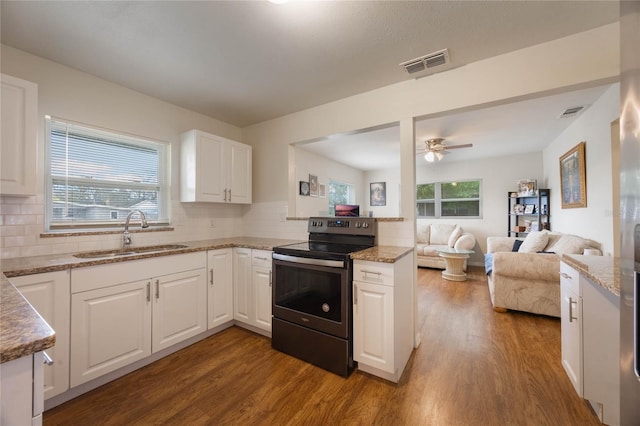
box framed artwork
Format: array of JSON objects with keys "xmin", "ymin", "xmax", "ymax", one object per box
[
  {"xmin": 559, "ymin": 141, "xmax": 587, "ymax": 209},
  {"xmin": 524, "ymin": 204, "xmax": 535, "ymax": 214},
  {"xmin": 370, "ymin": 182, "xmax": 386, "ymax": 206},
  {"xmin": 309, "ymin": 174, "xmax": 318, "ymax": 197},
  {"xmin": 319, "ymin": 184, "xmax": 326, "ymax": 198},
  {"xmin": 517, "ymin": 179, "xmax": 537, "ymax": 196},
  {"xmin": 299, "ymin": 181, "xmax": 310, "ymax": 196}
]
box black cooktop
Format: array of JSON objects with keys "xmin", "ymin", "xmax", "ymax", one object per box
[{"xmin": 273, "ymin": 241, "xmax": 372, "ymax": 260}]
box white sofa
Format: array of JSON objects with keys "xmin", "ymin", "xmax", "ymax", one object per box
[
  {"xmin": 416, "ymin": 221, "xmax": 476, "ymax": 269},
  {"xmin": 486, "ymin": 231, "xmax": 602, "ymax": 317}
]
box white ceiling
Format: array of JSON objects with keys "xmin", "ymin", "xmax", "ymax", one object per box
[
  {"xmin": 297, "ymin": 83, "xmax": 614, "ymax": 170},
  {"xmin": 0, "ymin": 1, "xmax": 619, "ymax": 128}
]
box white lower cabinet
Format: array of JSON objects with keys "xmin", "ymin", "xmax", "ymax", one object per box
[
  {"xmin": 560, "ymin": 261, "xmax": 620, "ymax": 425},
  {"xmin": 207, "ymin": 248, "xmax": 234, "ymax": 329},
  {"xmin": 1, "ymin": 351, "xmax": 45, "ymax": 426},
  {"xmin": 560, "ymin": 262, "xmax": 582, "ymax": 396},
  {"xmin": 233, "ymin": 248, "xmax": 272, "ymax": 333},
  {"xmin": 353, "ymin": 254, "xmax": 413, "ymax": 383},
  {"xmin": 10, "ymin": 270, "xmax": 70, "ymax": 400},
  {"xmin": 70, "ymin": 252, "xmax": 207, "ymax": 387}
]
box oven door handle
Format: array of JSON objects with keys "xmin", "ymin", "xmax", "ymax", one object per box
[{"xmin": 272, "ymin": 253, "xmax": 345, "ymax": 268}]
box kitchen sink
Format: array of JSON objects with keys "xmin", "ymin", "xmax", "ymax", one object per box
[{"xmin": 73, "ymin": 244, "xmax": 189, "ymax": 259}]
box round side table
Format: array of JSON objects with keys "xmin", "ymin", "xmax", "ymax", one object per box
[{"xmin": 436, "ymin": 248, "xmax": 475, "ymax": 281}]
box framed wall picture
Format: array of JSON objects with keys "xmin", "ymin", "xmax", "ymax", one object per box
[
  {"xmin": 559, "ymin": 141, "xmax": 587, "ymax": 209},
  {"xmin": 319, "ymin": 184, "xmax": 326, "ymax": 198},
  {"xmin": 370, "ymin": 182, "xmax": 386, "ymax": 206},
  {"xmin": 299, "ymin": 181, "xmax": 310, "ymax": 196},
  {"xmin": 308, "ymin": 174, "xmax": 318, "ymax": 197}
]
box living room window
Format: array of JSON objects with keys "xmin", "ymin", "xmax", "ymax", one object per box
[
  {"xmin": 328, "ymin": 179, "xmax": 354, "ymax": 216},
  {"xmin": 46, "ymin": 117, "xmax": 170, "ymax": 231},
  {"xmin": 416, "ymin": 180, "xmax": 481, "ymax": 218}
]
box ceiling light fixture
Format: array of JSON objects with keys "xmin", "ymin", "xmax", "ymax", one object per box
[{"xmin": 418, "ymin": 138, "xmax": 473, "ymax": 163}]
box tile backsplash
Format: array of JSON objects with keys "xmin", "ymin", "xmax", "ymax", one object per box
[{"xmin": 0, "ymin": 197, "xmax": 413, "ymax": 260}]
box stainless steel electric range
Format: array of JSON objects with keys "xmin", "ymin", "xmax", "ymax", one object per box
[{"xmin": 271, "ymin": 216, "xmax": 377, "ymax": 376}]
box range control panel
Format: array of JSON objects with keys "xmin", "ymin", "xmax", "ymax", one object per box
[{"xmin": 308, "ymin": 217, "xmax": 376, "ymax": 236}]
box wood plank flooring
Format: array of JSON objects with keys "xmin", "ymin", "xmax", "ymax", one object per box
[{"xmin": 44, "ymin": 267, "xmax": 599, "ymax": 425}]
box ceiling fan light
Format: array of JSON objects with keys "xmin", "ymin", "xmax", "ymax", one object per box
[
  {"xmin": 435, "ymin": 151, "xmax": 445, "ymax": 161},
  {"xmin": 424, "ymin": 151, "xmax": 435, "ymax": 162}
]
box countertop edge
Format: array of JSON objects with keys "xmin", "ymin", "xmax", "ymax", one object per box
[
  {"xmin": 1, "ymin": 280, "xmax": 56, "ymax": 364},
  {"xmin": 561, "ymin": 254, "xmax": 619, "ymax": 297},
  {"xmin": 351, "ymin": 246, "xmax": 414, "ymax": 263}
]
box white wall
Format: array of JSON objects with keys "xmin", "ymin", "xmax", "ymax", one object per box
[
  {"xmin": 293, "ymin": 146, "xmax": 364, "ymax": 217},
  {"xmin": 543, "ymin": 84, "xmax": 620, "ymax": 255},
  {"xmin": 363, "ymin": 169, "xmax": 401, "ymax": 218},
  {"xmin": 416, "ymin": 152, "xmax": 543, "ymax": 264},
  {"xmin": 243, "ymin": 23, "xmax": 619, "ymax": 247},
  {"xmin": 0, "ymin": 45, "xmax": 245, "ymax": 258}
]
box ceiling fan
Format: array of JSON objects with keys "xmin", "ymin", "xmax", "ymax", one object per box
[{"xmin": 417, "ymin": 138, "xmax": 473, "ymax": 162}]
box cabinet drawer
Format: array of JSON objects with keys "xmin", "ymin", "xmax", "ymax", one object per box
[
  {"xmin": 560, "ymin": 262, "xmax": 581, "ymax": 296},
  {"xmin": 251, "ymin": 250, "xmax": 272, "ymax": 268},
  {"xmin": 353, "ymin": 261, "xmax": 394, "ymax": 286}
]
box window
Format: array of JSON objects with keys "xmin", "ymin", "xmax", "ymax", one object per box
[
  {"xmin": 46, "ymin": 117, "xmax": 169, "ymax": 230},
  {"xmin": 328, "ymin": 180, "xmax": 354, "ymax": 216},
  {"xmin": 416, "ymin": 180, "xmax": 481, "ymax": 218}
]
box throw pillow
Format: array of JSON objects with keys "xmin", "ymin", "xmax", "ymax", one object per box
[
  {"xmin": 518, "ymin": 231, "xmax": 549, "ymax": 253},
  {"xmin": 416, "ymin": 222, "xmax": 430, "ymax": 244},
  {"xmin": 448, "ymin": 226, "xmax": 463, "ymax": 248},
  {"xmin": 430, "ymin": 224, "xmax": 456, "ymax": 245},
  {"xmin": 549, "ymin": 234, "xmax": 589, "ymax": 255},
  {"xmin": 512, "ymin": 239, "xmax": 524, "ymax": 252}
]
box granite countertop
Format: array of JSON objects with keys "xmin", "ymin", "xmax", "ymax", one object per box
[
  {"xmin": 1, "ymin": 279, "xmax": 55, "ymax": 363},
  {"xmin": 0, "ymin": 236, "xmax": 301, "ymax": 363},
  {"xmin": 561, "ymin": 254, "xmax": 619, "ymax": 296},
  {"xmin": 351, "ymin": 245, "xmax": 414, "ymax": 263},
  {"xmin": 0, "ymin": 237, "xmax": 302, "ymax": 278}
]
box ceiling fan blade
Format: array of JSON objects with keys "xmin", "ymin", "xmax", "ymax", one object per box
[{"xmin": 445, "ymin": 143, "xmax": 473, "ymax": 150}]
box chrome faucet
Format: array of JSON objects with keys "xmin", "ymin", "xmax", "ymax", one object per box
[{"xmin": 123, "ymin": 210, "xmax": 149, "ymax": 247}]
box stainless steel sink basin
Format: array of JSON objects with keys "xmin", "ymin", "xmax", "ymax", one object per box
[{"xmin": 73, "ymin": 244, "xmax": 189, "ymax": 259}]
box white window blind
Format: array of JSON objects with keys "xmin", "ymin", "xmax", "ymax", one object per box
[{"xmin": 46, "ymin": 117, "xmax": 169, "ymax": 229}]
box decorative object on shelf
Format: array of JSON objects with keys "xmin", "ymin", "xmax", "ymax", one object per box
[
  {"xmin": 560, "ymin": 141, "xmax": 587, "ymax": 209},
  {"xmin": 506, "ymin": 189, "xmax": 550, "ymax": 236},
  {"xmin": 517, "ymin": 179, "xmax": 537, "ymax": 196},
  {"xmin": 308, "ymin": 174, "xmax": 318, "ymax": 197},
  {"xmin": 319, "ymin": 183, "xmax": 326, "ymax": 198},
  {"xmin": 370, "ymin": 182, "xmax": 386, "ymax": 206},
  {"xmin": 299, "ymin": 181, "xmax": 310, "ymax": 196}
]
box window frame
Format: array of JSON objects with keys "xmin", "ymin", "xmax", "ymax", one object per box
[
  {"xmin": 416, "ymin": 179, "xmax": 482, "ymax": 219},
  {"xmin": 328, "ymin": 179, "xmax": 355, "ymax": 216},
  {"xmin": 45, "ymin": 116, "xmax": 171, "ymax": 231}
]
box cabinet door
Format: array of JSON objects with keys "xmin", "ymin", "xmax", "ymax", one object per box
[
  {"xmin": 252, "ymin": 265, "xmax": 272, "ymax": 332},
  {"xmin": 582, "ymin": 276, "xmax": 620, "ymax": 425},
  {"xmin": 0, "ymin": 74, "xmax": 37, "ymax": 196},
  {"xmin": 353, "ymin": 280, "xmax": 394, "ymax": 373},
  {"xmin": 228, "ymin": 142, "xmax": 252, "ymax": 204},
  {"xmin": 196, "ymin": 132, "xmax": 227, "ymax": 202},
  {"xmin": 233, "ymin": 248, "xmax": 253, "ymax": 324},
  {"xmin": 11, "ymin": 271, "xmax": 70, "ymax": 400},
  {"xmin": 560, "ymin": 280, "xmax": 583, "ymax": 396},
  {"xmin": 207, "ymin": 249, "xmax": 234, "ymax": 329},
  {"xmin": 70, "ymin": 280, "xmax": 152, "ymax": 387},
  {"xmin": 152, "ymin": 268, "xmax": 207, "ymax": 352}
]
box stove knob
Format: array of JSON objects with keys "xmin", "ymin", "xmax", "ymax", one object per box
[
  {"xmin": 318, "ymin": 221, "xmax": 323, "ymax": 226},
  {"xmin": 363, "ymin": 223, "xmax": 369, "ymax": 228},
  {"xmin": 356, "ymin": 222, "xmax": 362, "ymax": 228}
]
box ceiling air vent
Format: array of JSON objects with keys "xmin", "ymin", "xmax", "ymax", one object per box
[
  {"xmin": 400, "ymin": 49, "xmax": 450, "ymax": 75},
  {"xmin": 559, "ymin": 106, "xmax": 586, "ymax": 118}
]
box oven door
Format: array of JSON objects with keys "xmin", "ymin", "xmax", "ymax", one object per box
[{"xmin": 272, "ymin": 254, "xmax": 350, "ymax": 339}]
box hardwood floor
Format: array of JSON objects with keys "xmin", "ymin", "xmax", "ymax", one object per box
[{"xmin": 44, "ymin": 267, "xmax": 599, "ymax": 425}]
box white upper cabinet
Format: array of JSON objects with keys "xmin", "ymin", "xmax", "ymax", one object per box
[
  {"xmin": 180, "ymin": 129, "xmax": 252, "ymax": 204},
  {"xmin": 1, "ymin": 74, "xmax": 37, "ymax": 196}
]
